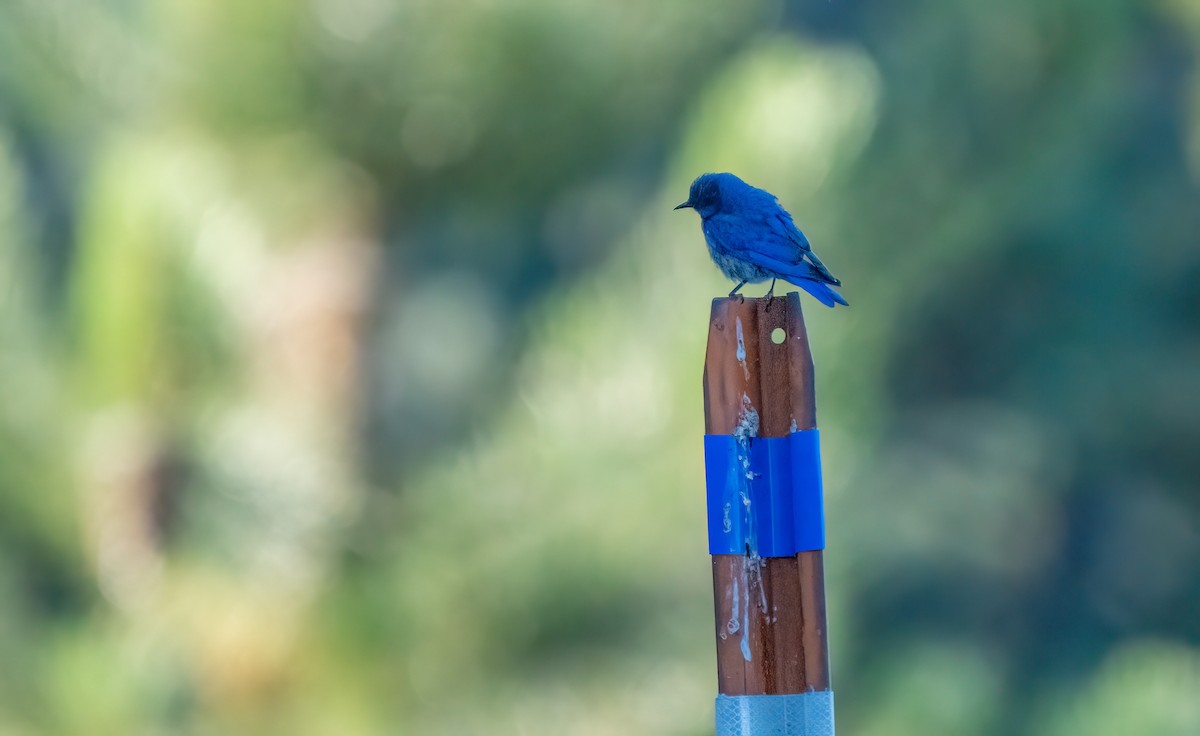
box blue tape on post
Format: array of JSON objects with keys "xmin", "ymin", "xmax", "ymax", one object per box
[
  {"xmin": 715, "ymin": 692, "xmax": 835, "ymax": 736},
  {"xmin": 704, "ymin": 430, "xmax": 826, "ymax": 557}
]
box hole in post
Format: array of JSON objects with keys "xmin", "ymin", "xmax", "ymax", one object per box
[{"xmin": 770, "ymin": 327, "xmax": 786, "ymax": 344}]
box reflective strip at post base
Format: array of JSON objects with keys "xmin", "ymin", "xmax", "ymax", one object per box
[{"xmin": 715, "ymin": 692, "xmax": 835, "ymax": 736}]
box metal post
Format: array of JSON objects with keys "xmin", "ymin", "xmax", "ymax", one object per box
[{"xmin": 703, "ymin": 293, "xmax": 834, "ymax": 735}]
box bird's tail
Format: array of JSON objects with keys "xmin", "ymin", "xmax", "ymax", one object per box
[{"xmin": 795, "ymin": 278, "xmax": 849, "ymax": 308}]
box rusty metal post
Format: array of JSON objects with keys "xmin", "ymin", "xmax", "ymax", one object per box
[{"xmin": 703, "ymin": 293, "xmax": 834, "ymax": 734}]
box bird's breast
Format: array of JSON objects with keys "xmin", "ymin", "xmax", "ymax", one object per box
[{"xmin": 702, "ymin": 221, "xmax": 769, "ymax": 282}]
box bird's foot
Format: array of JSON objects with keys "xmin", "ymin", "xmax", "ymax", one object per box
[{"xmin": 764, "ymin": 279, "xmax": 777, "ymax": 311}]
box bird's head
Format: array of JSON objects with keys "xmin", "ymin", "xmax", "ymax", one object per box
[{"xmin": 674, "ymin": 172, "xmax": 742, "ymax": 218}]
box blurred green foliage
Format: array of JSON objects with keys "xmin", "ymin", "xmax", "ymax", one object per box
[{"xmin": 1, "ymin": 0, "xmax": 1199, "ymax": 734}]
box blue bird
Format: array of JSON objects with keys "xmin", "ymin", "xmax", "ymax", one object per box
[{"xmin": 675, "ymin": 173, "xmax": 847, "ymax": 307}]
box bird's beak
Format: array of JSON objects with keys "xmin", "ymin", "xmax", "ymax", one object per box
[{"xmin": 674, "ymin": 201, "xmax": 692, "ymax": 210}]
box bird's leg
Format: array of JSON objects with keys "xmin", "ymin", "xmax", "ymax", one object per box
[
  {"xmin": 764, "ymin": 278, "xmax": 777, "ymax": 311},
  {"xmin": 728, "ymin": 280, "xmax": 747, "ymax": 303}
]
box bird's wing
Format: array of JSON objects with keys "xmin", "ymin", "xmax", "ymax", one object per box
[
  {"xmin": 706, "ymin": 213, "xmax": 793, "ymax": 262},
  {"xmin": 709, "ymin": 209, "xmax": 841, "ymax": 287},
  {"xmin": 705, "ymin": 215, "xmax": 835, "ymax": 285},
  {"xmin": 765, "ymin": 209, "xmax": 841, "ymax": 286}
]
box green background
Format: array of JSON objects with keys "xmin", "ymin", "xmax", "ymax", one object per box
[{"xmin": 2, "ymin": 1, "xmax": 1199, "ymax": 733}]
